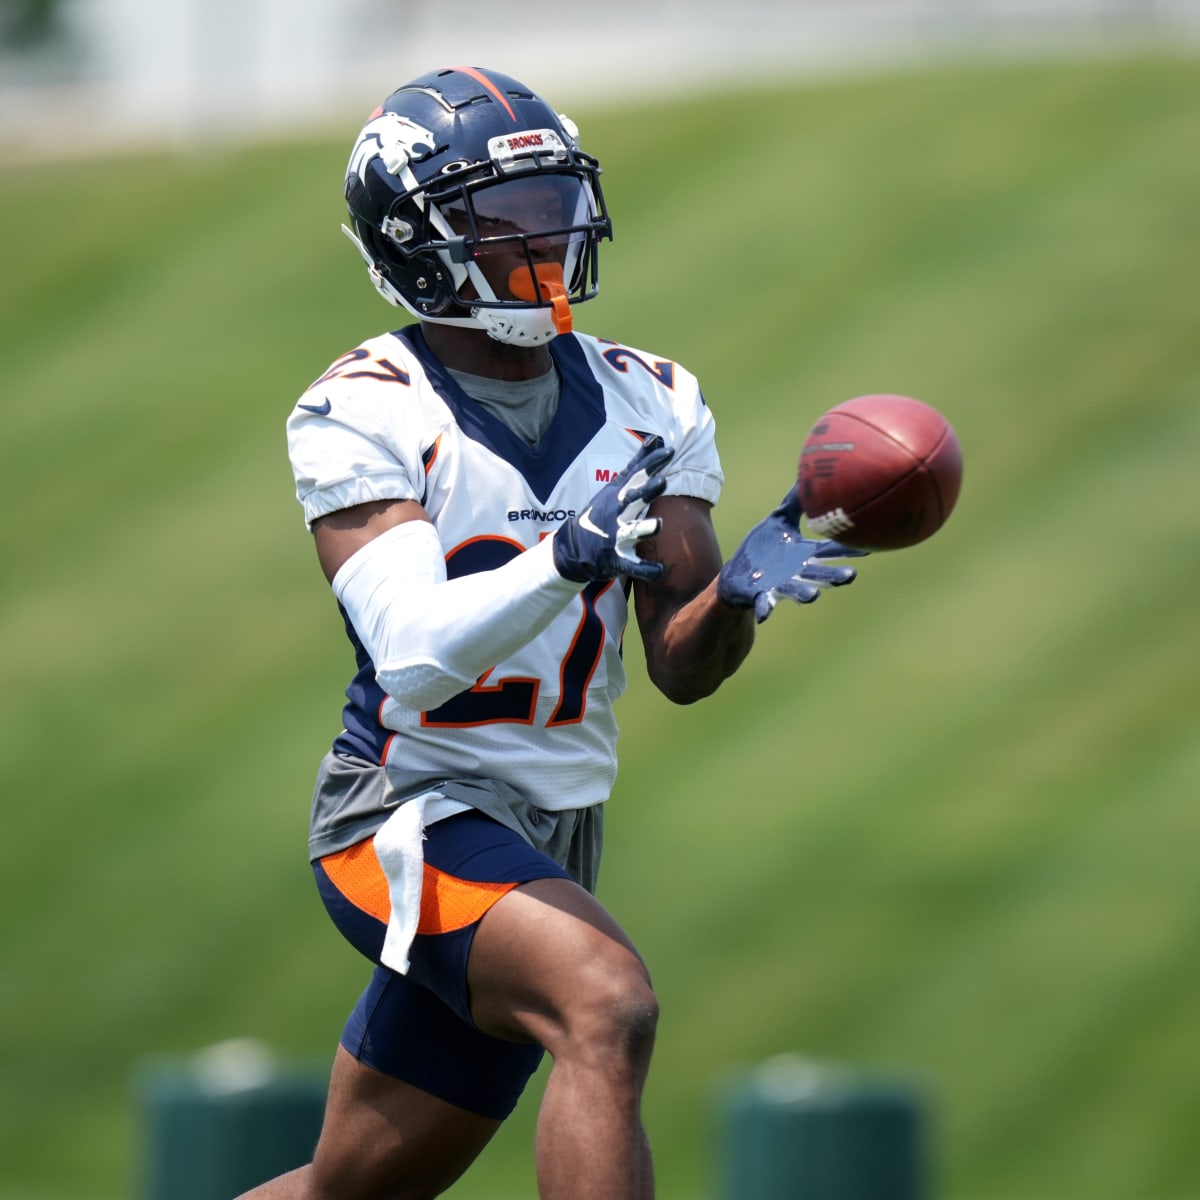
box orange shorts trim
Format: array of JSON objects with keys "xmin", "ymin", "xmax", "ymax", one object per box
[{"xmin": 318, "ymin": 839, "xmax": 519, "ymax": 935}]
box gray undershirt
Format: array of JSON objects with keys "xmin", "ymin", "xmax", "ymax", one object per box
[{"xmin": 447, "ymin": 365, "xmax": 561, "ymax": 447}]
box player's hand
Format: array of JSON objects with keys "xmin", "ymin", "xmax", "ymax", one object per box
[
  {"xmin": 717, "ymin": 488, "xmax": 867, "ymax": 623},
  {"xmin": 553, "ymin": 436, "xmax": 675, "ymax": 583}
]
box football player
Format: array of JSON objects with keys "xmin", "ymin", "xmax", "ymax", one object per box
[{"xmin": 242, "ymin": 65, "xmax": 862, "ymax": 1200}]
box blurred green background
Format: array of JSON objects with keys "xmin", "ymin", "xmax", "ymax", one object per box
[{"xmin": 2, "ymin": 51, "xmax": 1199, "ymax": 1200}]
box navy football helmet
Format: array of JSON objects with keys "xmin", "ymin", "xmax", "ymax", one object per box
[{"xmin": 343, "ymin": 66, "xmax": 612, "ymax": 346}]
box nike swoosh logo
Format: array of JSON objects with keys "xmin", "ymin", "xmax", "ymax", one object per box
[
  {"xmin": 298, "ymin": 399, "xmax": 331, "ymax": 416},
  {"xmin": 578, "ymin": 507, "xmax": 606, "ymax": 538}
]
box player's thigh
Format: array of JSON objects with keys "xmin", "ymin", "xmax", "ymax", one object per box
[
  {"xmin": 310, "ymin": 1045, "xmax": 501, "ymax": 1200},
  {"xmin": 467, "ymin": 875, "xmax": 657, "ymax": 1052}
]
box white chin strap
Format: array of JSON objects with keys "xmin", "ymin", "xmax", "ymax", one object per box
[
  {"xmin": 471, "ymin": 306, "xmax": 564, "ymax": 346},
  {"xmin": 402, "ymin": 295, "xmax": 563, "ymax": 347}
]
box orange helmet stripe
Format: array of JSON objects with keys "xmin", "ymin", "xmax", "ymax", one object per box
[{"xmin": 449, "ymin": 65, "xmax": 517, "ymax": 122}]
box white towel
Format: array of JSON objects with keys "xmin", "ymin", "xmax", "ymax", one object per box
[{"xmin": 372, "ymin": 795, "xmax": 428, "ymax": 974}]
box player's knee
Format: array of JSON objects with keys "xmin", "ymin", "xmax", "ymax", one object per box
[
  {"xmin": 610, "ymin": 981, "xmax": 659, "ymax": 1064},
  {"xmin": 569, "ymin": 970, "xmax": 659, "ymax": 1069}
]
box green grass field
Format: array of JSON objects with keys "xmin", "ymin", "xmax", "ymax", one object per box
[{"xmin": 3, "ymin": 52, "xmax": 1199, "ymax": 1200}]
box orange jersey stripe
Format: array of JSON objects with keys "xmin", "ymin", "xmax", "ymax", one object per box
[
  {"xmin": 319, "ymin": 840, "xmax": 518, "ymax": 935},
  {"xmin": 419, "ymin": 866, "xmax": 517, "ymax": 934},
  {"xmin": 320, "ymin": 840, "xmax": 391, "ymax": 924}
]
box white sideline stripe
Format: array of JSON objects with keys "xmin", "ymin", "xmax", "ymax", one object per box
[{"xmin": 2, "ymin": 0, "xmax": 1198, "ymax": 161}]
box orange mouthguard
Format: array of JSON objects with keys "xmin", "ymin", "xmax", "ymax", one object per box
[{"xmin": 508, "ymin": 263, "xmax": 573, "ymax": 334}]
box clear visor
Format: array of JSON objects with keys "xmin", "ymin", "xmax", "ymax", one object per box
[
  {"xmin": 441, "ymin": 173, "xmax": 597, "ymax": 251},
  {"xmin": 435, "ymin": 173, "xmax": 602, "ymax": 309}
]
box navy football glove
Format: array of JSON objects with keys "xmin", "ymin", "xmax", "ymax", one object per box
[
  {"xmin": 553, "ymin": 436, "xmax": 675, "ymax": 584},
  {"xmin": 718, "ymin": 488, "xmax": 867, "ymax": 623}
]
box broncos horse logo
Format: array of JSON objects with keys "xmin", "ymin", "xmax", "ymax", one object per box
[{"xmin": 346, "ymin": 111, "xmax": 438, "ymax": 186}]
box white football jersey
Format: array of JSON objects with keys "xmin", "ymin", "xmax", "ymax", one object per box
[{"xmin": 287, "ymin": 325, "xmax": 723, "ymax": 823}]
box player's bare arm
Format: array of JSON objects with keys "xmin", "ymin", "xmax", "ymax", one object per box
[
  {"xmin": 312, "ymin": 498, "xmax": 429, "ymax": 583},
  {"xmin": 633, "ymin": 495, "xmax": 755, "ymax": 705}
]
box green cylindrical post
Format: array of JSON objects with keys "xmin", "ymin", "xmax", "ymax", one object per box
[
  {"xmin": 719, "ymin": 1057, "xmax": 930, "ymax": 1200},
  {"xmin": 137, "ymin": 1040, "xmax": 327, "ymax": 1200}
]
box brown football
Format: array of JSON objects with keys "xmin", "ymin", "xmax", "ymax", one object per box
[{"xmin": 797, "ymin": 394, "xmax": 963, "ymax": 551}]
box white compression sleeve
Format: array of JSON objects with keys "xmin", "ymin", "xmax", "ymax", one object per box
[{"xmin": 331, "ymin": 520, "xmax": 585, "ymax": 711}]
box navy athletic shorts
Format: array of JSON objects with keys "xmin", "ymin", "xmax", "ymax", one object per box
[{"xmin": 313, "ymin": 808, "xmax": 573, "ymax": 1119}]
